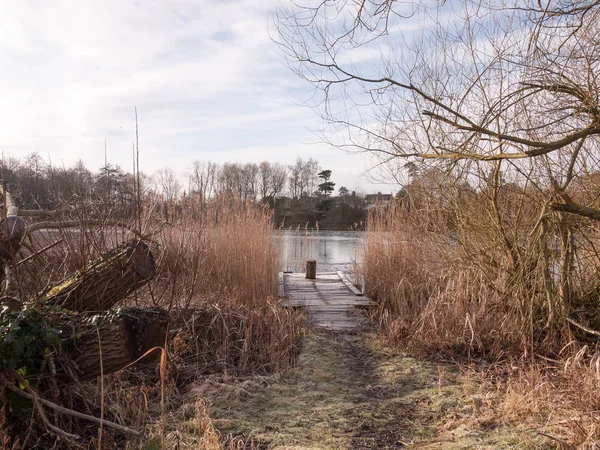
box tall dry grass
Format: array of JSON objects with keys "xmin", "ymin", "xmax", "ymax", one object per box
[
  {"xmin": 500, "ymin": 350, "xmax": 600, "ymax": 447},
  {"xmin": 16, "ymin": 195, "xmax": 300, "ymax": 374},
  {"xmin": 364, "ymin": 172, "xmax": 600, "ymax": 356},
  {"xmin": 363, "ymin": 167, "xmax": 600, "ymax": 446},
  {"xmin": 364, "ymin": 196, "xmax": 538, "ymax": 356},
  {"xmin": 2, "ymin": 194, "xmax": 302, "ymax": 449},
  {"xmin": 155, "ymin": 196, "xmax": 279, "ymax": 309}
]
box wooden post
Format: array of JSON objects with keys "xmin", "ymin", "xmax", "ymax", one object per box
[{"xmin": 306, "ymin": 260, "xmax": 316, "ymax": 279}]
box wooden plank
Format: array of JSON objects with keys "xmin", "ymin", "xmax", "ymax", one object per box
[
  {"xmin": 283, "ymin": 301, "xmax": 368, "ymax": 308},
  {"xmin": 336, "ymin": 271, "xmax": 363, "ymax": 296},
  {"xmin": 281, "ymin": 271, "xmax": 374, "ymax": 330}
]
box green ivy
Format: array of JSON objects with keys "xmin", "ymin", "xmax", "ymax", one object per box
[{"xmin": 0, "ymin": 305, "xmax": 65, "ymax": 373}]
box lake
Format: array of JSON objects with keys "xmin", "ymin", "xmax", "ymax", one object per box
[{"xmin": 278, "ymin": 229, "xmax": 365, "ymax": 274}]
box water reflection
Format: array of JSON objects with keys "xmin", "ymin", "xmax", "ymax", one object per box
[{"xmin": 278, "ymin": 230, "xmax": 364, "ymax": 273}]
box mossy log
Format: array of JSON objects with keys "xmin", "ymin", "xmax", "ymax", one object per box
[
  {"xmin": 43, "ymin": 241, "xmax": 156, "ymax": 312},
  {"xmin": 63, "ymin": 307, "xmax": 168, "ymax": 381}
]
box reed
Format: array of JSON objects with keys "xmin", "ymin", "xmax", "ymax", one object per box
[
  {"xmin": 1, "ymin": 193, "xmax": 303, "ymax": 449},
  {"xmin": 362, "ymin": 172, "xmax": 600, "ymax": 446}
]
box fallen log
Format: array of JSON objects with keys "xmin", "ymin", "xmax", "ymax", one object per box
[
  {"xmin": 0, "ymin": 185, "xmax": 25, "ymax": 261},
  {"xmin": 0, "ymin": 190, "xmax": 26, "ymax": 294},
  {"xmin": 42, "ymin": 240, "xmax": 156, "ymax": 312},
  {"xmin": 0, "ymin": 185, "xmax": 26, "ymax": 293},
  {"xmin": 63, "ymin": 307, "xmax": 168, "ymax": 381}
]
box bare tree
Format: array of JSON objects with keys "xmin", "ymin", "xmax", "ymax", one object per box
[
  {"xmin": 259, "ymin": 161, "xmax": 288, "ymax": 200},
  {"xmin": 259, "ymin": 161, "xmax": 274, "ymax": 201},
  {"xmin": 70, "ymin": 159, "xmax": 94, "ymax": 198},
  {"xmin": 242, "ymin": 163, "xmax": 259, "ymax": 201},
  {"xmin": 301, "ymin": 158, "xmax": 321, "ymax": 197},
  {"xmin": 271, "ymin": 163, "xmax": 288, "ymax": 198},
  {"xmin": 153, "ymin": 168, "xmax": 181, "ymax": 202},
  {"xmin": 288, "ymin": 157, "xmax": 321, "ymax": 198},
  {"xmin": 218, "ymin": 162, "xmax": 236, "ymax": 196},
  {"xmin": 275, "ymin": 0, "xmax": 600, "ymax": 220},
  {"xmin": 288, "ymin": 160, "xmax": 301, "ymax": 199},
  {"xmin": 188, "ymin": 160, "xmax": 218, "ymax": 200}
]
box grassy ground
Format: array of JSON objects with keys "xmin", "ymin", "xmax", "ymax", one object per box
[{"xmin": 199, "ymin": 329, "xmax": 552, "ymax": 449}]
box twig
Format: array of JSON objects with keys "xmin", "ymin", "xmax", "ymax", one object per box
[
  {"xmin": 117, "ymin": 346, "xmax": 164, "ymax": 373},
  {"xmin": 528, "ymin": 202, "xmax": 550, "ymax": 238},
  {"xmin": 7, "ymin": 382, "xmax": 80, "ymax": 441},
  {"xmin": 534, "ymin": 353, "xmax": 561, "ymax": 365},
  {"xmin": 566, "ymin": 317, "xmax": 600, "ymax": 337},
  {"xmin": 15, "ymin": 238, "xmax": 64, "ymax": 267},
  {"xmin": 26, "ymin": 219, "xmax": 164, "ymax": 241},
  {"xmin": 27, "ymin": 219, "xmax": 144, "ymax": 237},
  {"xmin": 19, "ymin": 206, "xmax": 73, "ymax": 217},
  {"xmin": 6, "ymin": 384, "xmax": 142, "ymax": 436},
  {"xmin": 537, "ymin": 431, "xmax": 572, "ymax": 449}
]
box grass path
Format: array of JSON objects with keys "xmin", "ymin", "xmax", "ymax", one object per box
[{"xmin": 207, "ymin": 330, "xmax": 548, "ymax": 449}]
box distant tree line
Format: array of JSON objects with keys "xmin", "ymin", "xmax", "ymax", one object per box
[
  {"xmin": 0, "ymin": 153, "xmax": 371, "ymax": 229},
  {"xmin": 185, "ymin": 157, "xmax": 326, "ymax": 202},
  {"xmin": 1, "ymin": 154, "xmax": 139, "ymax": 212}
]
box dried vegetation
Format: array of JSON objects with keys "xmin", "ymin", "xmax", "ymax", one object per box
[
  {"xmin": 0, "ymin": 195, "xmax": 303, "ymax": 449},
  {"xmin": 363, "ymin": 167, "xmax": 600, "ymax": 448}
]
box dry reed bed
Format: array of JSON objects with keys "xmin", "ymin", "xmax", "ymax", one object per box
[
  {"xmin": 1, "ymin": 196, "xmax": 303, "ymax": 449},
  {"xmin": 363, "ymin": 189, "xmax": 600, "ymax": 447}
]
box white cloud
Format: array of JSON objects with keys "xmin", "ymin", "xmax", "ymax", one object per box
[{"xmin": 0, "ymin": 0, "xmax": 397, "ymax": 194}]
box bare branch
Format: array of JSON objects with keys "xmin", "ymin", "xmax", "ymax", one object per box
[{"xmin": 6, "ymin": 382, "xmax": 142, "ymax": 436}]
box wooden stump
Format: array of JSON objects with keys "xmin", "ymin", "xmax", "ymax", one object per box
[
  {"xmin": 306, "ymin": 260, "xmax": 317, "ymax": 279},
  {"xmin": 64, "ymin": 307, "xmax": 168, "ymax": 381},
  {"xmin": 43, "ymin": 241, "xmax": 156, "ymax": 312}
]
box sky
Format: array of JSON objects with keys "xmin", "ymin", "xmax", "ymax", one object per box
[{"xmin": 0, "ymin": 0, "xmax": 402, "ymax": 195}]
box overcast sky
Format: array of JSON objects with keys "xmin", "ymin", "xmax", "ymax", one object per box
[{"xmin": 0, "ymin": 0, "xmax": 401, "ymax": 195}]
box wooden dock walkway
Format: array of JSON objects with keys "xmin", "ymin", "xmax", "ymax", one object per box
[{"xmin": 279, "ymin": 271, "xmax": 374, "ymax": 330}]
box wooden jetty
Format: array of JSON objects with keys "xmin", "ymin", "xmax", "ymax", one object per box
[{"xmin": 279, "ymin": 271, "xmax": 374, "ymax": 330}]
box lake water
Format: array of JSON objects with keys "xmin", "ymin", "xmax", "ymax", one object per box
[{"xmin": 278, "ymin": 229, "xmax": 365, "ymax": 274}]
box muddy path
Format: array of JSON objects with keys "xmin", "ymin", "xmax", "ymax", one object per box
[{"xmin": 206, "ymin": 330, "xmax": 546, "ymax": 449}]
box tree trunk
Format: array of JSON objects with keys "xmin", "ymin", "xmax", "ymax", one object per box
[{"xmin": 43, "ymin": 240, "xmax": 156, "ymax": 312}]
